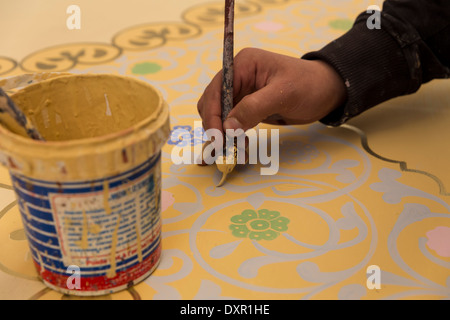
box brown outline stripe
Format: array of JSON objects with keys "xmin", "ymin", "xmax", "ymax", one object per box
[{"xmin": 342, "ymin": 124, "xmax": 449, "ymax": 196}]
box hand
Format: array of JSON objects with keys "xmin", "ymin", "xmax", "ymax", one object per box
[{"xmin": 197, "ymin": 47, "xmax": 347, "ymax": 134}]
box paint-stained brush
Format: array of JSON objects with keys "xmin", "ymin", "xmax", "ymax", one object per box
[
  {"xmin": 0, "ymin": 87, "xmax": 45, "ymax": 141},
  {"xmin": 216, "ymin": 0, "xmax": 236, "ymax": 187}
]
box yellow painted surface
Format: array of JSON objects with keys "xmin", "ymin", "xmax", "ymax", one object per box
[{"xmin": 0, "ymin": 0, "xmax": 449, "ymax": 300}]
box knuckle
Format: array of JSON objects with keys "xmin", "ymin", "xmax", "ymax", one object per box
[
  {"xmin": 236, "ymin": 47, "xmax": 255, "ymax": 60},
  {"xmin": 238, "ymin": 95, "xmax": 255, "ymax": 112},
  {"xmin": 197, "ymin": 99, "xmax": 203, "ymax": 116}
]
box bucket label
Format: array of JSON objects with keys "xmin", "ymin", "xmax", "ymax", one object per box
[
  {"xmin": 50, "ymin": 164, "xmax": 158, "ymax": 276},
  {"xmin": 11, "ymin": 154, "xmax": 162, "ymax": 293}
]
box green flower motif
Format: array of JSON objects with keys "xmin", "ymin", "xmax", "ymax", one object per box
[
  {"xmin": 229, "ymin": 209, "xmax": 289, "ymax": 241},
  {"xmin": 131, "ymin": 62, "xmax": 162, "ymax": 75},
  {"xmin": 328, "ymin": 19, "xmax": 353, "ymax": 31}
]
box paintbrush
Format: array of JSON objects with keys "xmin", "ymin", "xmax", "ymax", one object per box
[
  {"xmin": 216, "ymin": 0, "xmax": 236, "ymax": 187},
  {"xmin": 0, "ymin": 87, "xmax": 45, "ymax": 141}
]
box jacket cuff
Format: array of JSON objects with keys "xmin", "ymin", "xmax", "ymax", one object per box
[{"xmin": 302, "ymin": 12, "xmax": 418, "ymax": 126}]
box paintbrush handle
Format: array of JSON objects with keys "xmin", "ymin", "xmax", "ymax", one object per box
[
  {"xmin": 221, "ymin": 0, "xmax": 235, "ymax": 122},
  {"xmin": 0, "ymin": 87, "xmax": 45, "ymax": 141}
]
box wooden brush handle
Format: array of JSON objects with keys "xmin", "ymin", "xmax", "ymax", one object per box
[
  {"xmin": 0, "ymin": 87, "xmax": 45, "ymax": 141},
  {"xmin": 221, "ymin": 0, "xmax": 235, "ymax": 122}
]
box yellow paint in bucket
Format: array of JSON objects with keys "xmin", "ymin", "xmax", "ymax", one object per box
[{"xmin": 0, "ymin": 73, "xmax": 170, "ymax": 296}]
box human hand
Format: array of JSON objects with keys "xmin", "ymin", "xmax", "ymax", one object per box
[{"xmin": 197, "ymin": 47, "xmax": 347, "ymax": 134}]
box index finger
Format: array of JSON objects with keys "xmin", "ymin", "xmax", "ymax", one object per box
[{"xmin": 197, "ymin": 70, "xmax": 224, "ymax": 135}]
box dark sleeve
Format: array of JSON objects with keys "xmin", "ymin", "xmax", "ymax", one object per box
[{"xmin": 302, "ymin": 0, "xmax": 450, "ymax": 126}]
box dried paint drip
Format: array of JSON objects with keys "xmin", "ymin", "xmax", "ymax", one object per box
[
  {"xmin": 75, "ymin": 210, "xmax": 89, "ymax": 250},
  {"xmin": 102, "ymin": 180, "xmax": 123, "ymax": 279},
  {"xmin": 106, "ymin": 214, "xmax": 121, "ymax": 279},
  {"xmin": 103, "ymin": 181, "xmax": 112, "ymax": 215},
  {"xmin": 135, "ymin": 198, "xmax": 143, "ymax": 263}
]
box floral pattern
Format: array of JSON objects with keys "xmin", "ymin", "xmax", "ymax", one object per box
[
  {"xmin": 229, "ymin": 209, "xmax": 289, "ymax": 241},
  {"xmin": 168, "ymin": 125, "xmax": 205, "ymax": 147},
  {"xmin": 1, "ymin": 0, "xmax": 449, "ymax": 301},
  {"xmin": 280, "ymin": 140, "xmax": 320, "ymax": 164},
  {"xmin": 426, "ymin": 226, "xmax": 450, "ymax": 257}
]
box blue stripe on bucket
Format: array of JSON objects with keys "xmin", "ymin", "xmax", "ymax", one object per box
[
  {"xmin": 13, "ymin": 187, "xmax": 52, "ymax": 209},
  {"xmin": 19, "ymin": 202, "xmax": 54, "ymax": 222},
  {"xmin": 12, "ymin": 152, "xmax": 160, "ymax": 221},
  {"xmin": 11, "ymin": 153, "xmax": 160, "ymax": 191},
  {"xmin": 11, "ymin": 161, "xmax": 157, "ymax": 198},
  {"xmin": 23, "ymin": 217, "xmax": 57, "ymax": 234},
  {"xmin": 14, "ymin": 153, "xmax": 162, "ymax": 283}
]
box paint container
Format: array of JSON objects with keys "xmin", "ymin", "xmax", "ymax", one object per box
[{"xmin": 0, "ymin": 73, "xmax": 170, "ymax": 296}]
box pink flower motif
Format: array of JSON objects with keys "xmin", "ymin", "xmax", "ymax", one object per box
[
  {"xmin": 161, "ymin": 190, "xmax": 175, "ymax": 212},
  {"xmin": 426, "ymin": 226, "xmax": 450, "ymax": 257},
  {"xmin": 254, "ymin": 21, "xmax": 284, "ymax": 32}
]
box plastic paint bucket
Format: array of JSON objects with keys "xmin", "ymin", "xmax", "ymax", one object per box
[{"xmin": 0, "ymin": 73, "xmax": 170, "ymax": 296}]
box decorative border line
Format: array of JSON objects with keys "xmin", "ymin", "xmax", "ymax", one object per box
[
  {"xmin": 0, "ymin": 200, "xmax": 43, "ymax": 281},
  {"xmin": 0, "ymin": 0, "xmax": 290, "ymax": 76},
  {"xmin": 342, "ymin": 124, "xmax": 449, "ymax": 196},
  {"xmin": 27, "ymin": 286, "xmax": 141, "ymax": 300},
  {"xmin": 0, "ymin": 57, "xmax": 18, "ymax": 76}
]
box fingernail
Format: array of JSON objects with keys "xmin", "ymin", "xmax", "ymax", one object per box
[{"xmin": 223, "ymin": 117, "xmax": 243, "ymax": 131}]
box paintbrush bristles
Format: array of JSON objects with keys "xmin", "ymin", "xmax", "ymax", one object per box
[{"xmin": 221, "ymin": 0, "xmax": 235, "ymax": 122}]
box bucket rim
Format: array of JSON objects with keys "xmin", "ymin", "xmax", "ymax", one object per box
[{"xmin": 0, "ymin": 73, "xmax": 168, "ymax": 151}]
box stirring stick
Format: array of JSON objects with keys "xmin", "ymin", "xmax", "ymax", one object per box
[
  {"xmin": 216, "ymin": 0, "xmax": 236, "ymax": 187},
  {"xmin": 0, "ymin": 87, "xmax": 45, "ymax": 141}
]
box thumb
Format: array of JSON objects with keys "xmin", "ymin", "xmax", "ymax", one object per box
[{"xmin": 223, "ymin": 85, "xmax": 281, "ymax": 132}]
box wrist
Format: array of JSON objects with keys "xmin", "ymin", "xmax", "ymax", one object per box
[{"xmin": 306, "ymin": 59, "xmax": 348, "ymax": 120}]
